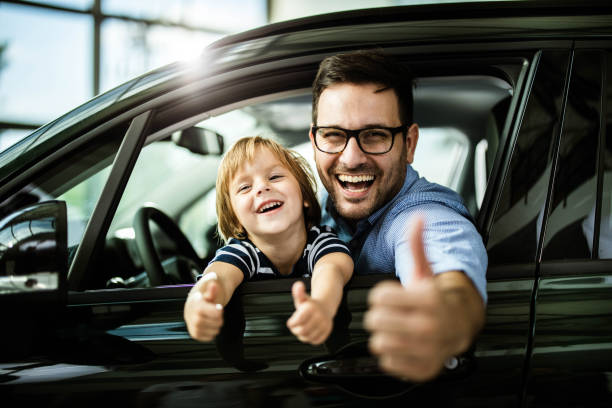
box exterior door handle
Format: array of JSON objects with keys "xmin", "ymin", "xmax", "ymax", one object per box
[{"xmin": 299, "ymin": 341, "xmax": 476, "ymax": 398}]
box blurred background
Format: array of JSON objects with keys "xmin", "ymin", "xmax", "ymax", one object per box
[{"xmin": 0, "ymin": 0, "xmax": 507, "ymax": 152}]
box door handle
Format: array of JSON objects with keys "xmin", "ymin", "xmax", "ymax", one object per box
[
  {"xmin": 299, "ymin": 341, "xmax": 417, "ymax": 398},
  {"xmin": 299, "ymin": 341, "xmax": 476, "ymax": 398}
]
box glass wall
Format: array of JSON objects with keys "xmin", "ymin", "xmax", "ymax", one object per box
[
  {"xmin": 0, "ymin": 0, "xmax": 520, "ymax": 152},
  {"xmin": 0, "ymin": 0, "xmax": 267, "ymax": 152}
]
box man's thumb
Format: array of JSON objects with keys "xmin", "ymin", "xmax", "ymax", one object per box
[
  {"xmin": 292, "ymin": 281, "xmax": 308, "ymax": 309},
  {"xmin": 409, "ymin": 216, "xmax": 433, "ymax": 281}
]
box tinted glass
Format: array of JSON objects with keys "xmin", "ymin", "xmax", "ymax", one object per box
[
  {"xmin": 488, "ymin": 51, "xmax": 570, "ymax": 265},
  {"xmin": 542, "ymin": 51, "xmax": 601, "ymax": 260},
  {"xmin": 0, "ymin": 127, "xmax": 124, "ymax": 261},
  {"xmin": 599, "ymin": 51, "xmax": 612, "ymax": 259}
]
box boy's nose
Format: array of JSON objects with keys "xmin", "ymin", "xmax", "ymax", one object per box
[{"xmin": 256, "ymin": 183, "xmax": 271, "ymax": 195}]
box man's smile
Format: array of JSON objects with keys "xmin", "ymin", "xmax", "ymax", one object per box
[{"xmin": 336, "ymin": 174, "xmax": 376, "ymax": 193}]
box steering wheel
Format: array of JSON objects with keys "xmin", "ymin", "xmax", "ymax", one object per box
[{"xmin": 133, "ymin": 206, "xmax": 202, "ymax": 286}]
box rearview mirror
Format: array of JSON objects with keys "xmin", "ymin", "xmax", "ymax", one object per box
[{"xmin": 172, "ymin": 127, "xmax": 224, "ymax": 155}]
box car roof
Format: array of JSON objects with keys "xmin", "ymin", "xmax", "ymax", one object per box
[{"xmin": 212, "ymin": 0, "xmax": 612, "ymax": 49}]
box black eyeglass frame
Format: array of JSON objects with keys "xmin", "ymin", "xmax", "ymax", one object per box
[{"xmin": 311, "ymin": 125, "xmax": 407, "ymax": 155}]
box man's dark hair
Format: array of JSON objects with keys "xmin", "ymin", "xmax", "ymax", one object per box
[{"xmin": 312, "ymin": 49, "xmax": 414, "ymax": 126}]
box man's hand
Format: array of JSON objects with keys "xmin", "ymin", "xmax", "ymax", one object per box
[
  {"xmin": 287, "ymin": 281, "xmax": 333, "ymax": 345},
  {"xmin": 363, "ymin": 217, "xmax": 484, "ymax": 382},
  {"xmin": 183, "ymin": 274, "xmax": 224, "ymax": 342}
]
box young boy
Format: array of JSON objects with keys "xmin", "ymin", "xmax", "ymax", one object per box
[{"xmin": 184, "ymin": 136, "xmax": 353, "ymax": 345}]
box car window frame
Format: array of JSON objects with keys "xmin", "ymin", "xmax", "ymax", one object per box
[
  {"xmin": 5, "ymin": 41, "xmax": 557, "ymax": 295},
  {"xmin": 538, "ymin": 40, "xmax": 612, "ymax": 276}
]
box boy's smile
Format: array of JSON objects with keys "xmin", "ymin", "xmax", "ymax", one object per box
[{"xmin": 256, "ymin": 200, "xmax": 284, "ymax": 213}]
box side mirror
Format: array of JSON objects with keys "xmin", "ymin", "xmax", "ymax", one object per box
[
  {"xmin": 0, "ymin": 200, "xmax": 68, "ymax": 301},
  {"xmin": 172, "ymin": 127, "xmax": 224, "ymax": 155},
  {"xmin": 0, "ymin": 200, "xmax": 68, "ymax": 360}
]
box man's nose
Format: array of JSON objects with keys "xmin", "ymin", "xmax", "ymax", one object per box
[{"xmin": 339, "ymin": 136, "xmax": 367, "ymax": 168}]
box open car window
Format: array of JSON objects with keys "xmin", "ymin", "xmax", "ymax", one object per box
[{"xmin": 94, "ymin": 72, "xmax": 512, "ymax": 290}]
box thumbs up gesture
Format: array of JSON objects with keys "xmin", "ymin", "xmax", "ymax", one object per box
[
  {"xmin": 287, "ymin": 281, "xmax": 333, "ymax": 345},
  {"xmin": 183, "ymin": 273, "xmax": 224, "ymax": 342},
  {"xmin": 363, "ymin": 216, "xmax": 458, "ymax": 381}
]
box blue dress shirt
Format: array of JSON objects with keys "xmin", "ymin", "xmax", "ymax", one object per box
[{"xmin": 322, "ymin": 165, "xmax": 488, "ymax": 303}]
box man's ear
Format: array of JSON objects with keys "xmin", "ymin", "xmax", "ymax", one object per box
[
  {"xmin": 309, "ymin": 124, "xmax": 316, "ymax": 146},
  {"xmin": 406, "ymin": 123, "xmax": 419, "ymax": 164}
]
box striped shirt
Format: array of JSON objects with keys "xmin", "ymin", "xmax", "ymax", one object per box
[{"xmin": 208, "ymin": 225, "xmax": 350, "ymax": 280}]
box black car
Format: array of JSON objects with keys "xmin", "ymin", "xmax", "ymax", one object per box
[{"xmin": 1, "ymin": 1, "xmax": 612, "ymax": 407}]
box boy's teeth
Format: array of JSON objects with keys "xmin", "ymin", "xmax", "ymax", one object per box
[
  {"xmin": 259, "ymin": 201, "xmax": 282, "ymax": 212},
  {"xmin": 338, "ymin": 174, "xmax": 374, "ymax": 183}
]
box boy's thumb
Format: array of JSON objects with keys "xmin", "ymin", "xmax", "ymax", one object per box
[
  {"xmin": 292, "ymin": 281, "xmax": 308, "ymax": 309},
  {"xmin": 203, "ymin": 280, "xmax": 219, "ymax": 303}
]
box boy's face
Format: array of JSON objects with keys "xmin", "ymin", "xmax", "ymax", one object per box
[
  {"xmin": 229, "ymin": 147, "xmax": 306, "ymax": 243},
  {"xmin": 311, "ymin": 82, "xmax": 418, "ymax": 221}
]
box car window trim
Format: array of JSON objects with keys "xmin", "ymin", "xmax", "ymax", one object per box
[
  {"xmin": 480, "ymin": 51, "xmax": 540, "ymax": 244},
  {"xmin": 594, "ymin": 49, "xmax": 607, "ymax": 258},
  {"xmin": 67, "ymin": 274, "xmax": 396, "ymax": 306},
  {"xmin": 540, "ymin": 258, "xmax": 612, "ymax": 278},
  {"xmin": 143, "ymin": 88, "xmax": 312, "ymax": 147},
  {"xmin": 23, "ymin": 47, "xmax": 568, "ymax": 293},
  {"xmin": 69, "ymin": 111, "xmax": 154, "ymax": 291},
  {"xmin": 536, "ymin": 48, "xmax": 574, "ymax": 270},
  {"xmin": 518, "ymin": 49, "xmax": 574, "ymax": 403}
]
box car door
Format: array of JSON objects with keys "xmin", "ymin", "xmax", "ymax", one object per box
[
  {"xmin": 525, "ymin": 45, "xmax": 612, "ymax": 408},
  {"xmin": 0, "ymin": 45, "xmax": 564, "ymax": 408},
  {"xmin": 54, "ymin": 52, "xmax": 532, "ymax": 408}
]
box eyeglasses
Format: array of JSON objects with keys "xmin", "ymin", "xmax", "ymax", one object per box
[{"xmin": 312, "ymin": 125, "xmax": 406, "ymax": 155}]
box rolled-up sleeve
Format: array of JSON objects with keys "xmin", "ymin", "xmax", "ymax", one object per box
[{"xmin": 392, "ymin": 204, "xmax": 488, "ymax": 304}]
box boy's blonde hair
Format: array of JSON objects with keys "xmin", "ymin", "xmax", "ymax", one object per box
[{"xmin": 216, "ymin": 136, "xmax": 321, "ymax": 242}]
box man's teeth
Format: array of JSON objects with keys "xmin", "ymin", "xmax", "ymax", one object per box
[
  {"xmin": 258, "ymin": 201, "xmax": 282, "ymax": 213},
  {"xmin": 337, "ymin": 174, "xmax": 375, "ymax": 183}
]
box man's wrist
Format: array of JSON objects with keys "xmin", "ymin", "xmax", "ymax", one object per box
[{"xmin": 436, "ymin": 272, "xmax": 485, "ymax": 355}]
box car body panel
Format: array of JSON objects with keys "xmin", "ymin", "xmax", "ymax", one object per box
[{"xmin": 2, "ymin": 2, "xmax": 612, "ymax": 407}]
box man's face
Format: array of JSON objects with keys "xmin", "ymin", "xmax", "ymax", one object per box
[{"xmin": 311, "ymin": 82, "xmax": 419, "ymax": 221}]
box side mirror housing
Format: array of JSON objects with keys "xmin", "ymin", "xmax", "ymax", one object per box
[
  {"xmin": 0, "ymin": 200, "xmax": 68, "ymax": 359},
  {"xmin": 0, "ymin": 200, "xmax": 68, "ymax": 303}
]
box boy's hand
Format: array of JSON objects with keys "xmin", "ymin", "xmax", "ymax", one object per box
[
  {"xmin": 183, "ymin": 274, "xmax": 224, "ymax": 342},
  {"xmin": 287, "ymin": 281, "xmax": 333, "ymax": 345}
]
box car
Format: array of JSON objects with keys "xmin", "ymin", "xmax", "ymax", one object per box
[{"xmin": 1, "ymin": 1, "xmax": 612, "ymax": 407}]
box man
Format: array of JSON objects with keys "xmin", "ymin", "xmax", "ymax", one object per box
[{"xmin": 309, "ymin": 50, "xmax": 487, "ymax": 381}]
